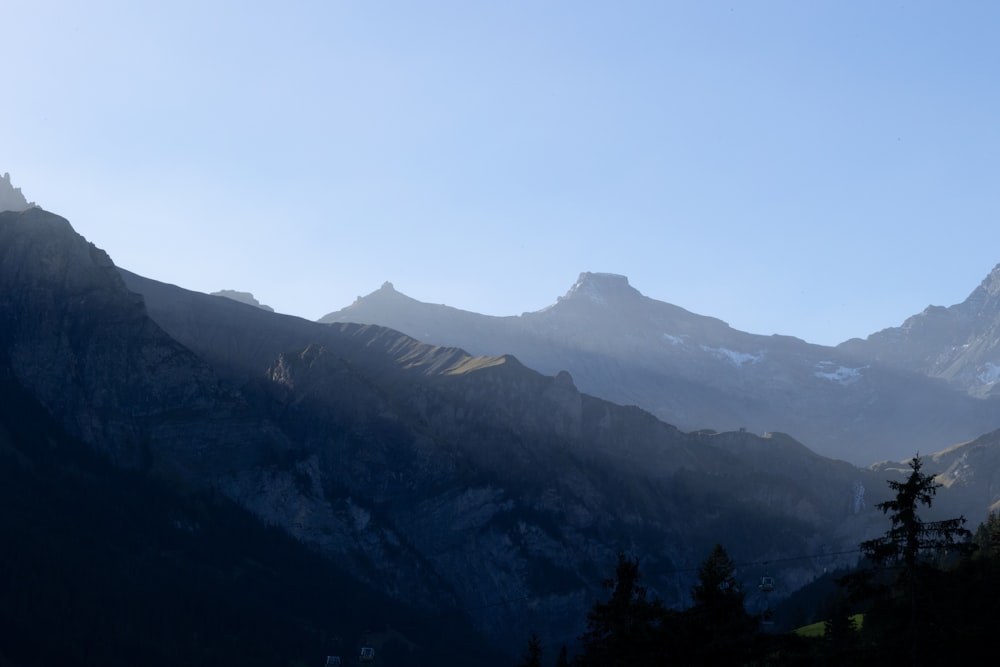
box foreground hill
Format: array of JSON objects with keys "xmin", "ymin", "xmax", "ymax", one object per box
[{"xmin": 320, "ymin": 273, "xmax": 1000, "ymax": 464}]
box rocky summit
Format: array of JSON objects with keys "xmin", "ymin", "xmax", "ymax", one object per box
[{"xmin": 0, "ymin": 172, "xmax": 35, "ymax": 212}]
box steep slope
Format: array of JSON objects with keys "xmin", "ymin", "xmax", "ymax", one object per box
[
  {"xmin": 839, "ymin": 264, "xmax": 1000, "ymax": 398},
  {"xmin": 0, "ymin": 208, "xmax": 278, "ymax": 478},
  {"xmin": 321, "ymin": 272, "xmax": 1000, "ymax": 464},
  {"xmin": 912, "ymin": 428, "xmax": 1000, "ymax": 520}
]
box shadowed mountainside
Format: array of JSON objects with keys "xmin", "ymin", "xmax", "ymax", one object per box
[{"xmin": 4, "ymin": 206, "xmax": 991, "ymax": 657}]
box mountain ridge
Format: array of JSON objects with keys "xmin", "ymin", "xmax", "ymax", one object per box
[
  {"xmin": 839, "ymin": 263, "xmax": 1000, "ymax": 398},
  {"xmin": 320, "ymin": 270, "xmax": 1000, "ymax": 465}
]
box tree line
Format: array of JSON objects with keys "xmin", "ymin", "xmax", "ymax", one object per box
[{"xmin": 517, "ymin": 454, "xmax": 1000, "ymax": 666}]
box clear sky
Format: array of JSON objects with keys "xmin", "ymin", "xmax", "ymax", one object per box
[{"xmin": 4, "ymin": 1, "xmax": 1000, "ymax": 346}]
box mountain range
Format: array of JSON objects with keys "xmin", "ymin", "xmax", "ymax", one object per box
[
  {"xmin": 4, "ymin": 186, "xmax": 1000, "ymax": 662},
  {"xmin": 320, "ymin": 271, "xmax": 1000, "ymax": 465}
]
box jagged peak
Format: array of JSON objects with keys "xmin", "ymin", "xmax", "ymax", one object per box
[
  {"xmin": 316, "ymin": 280, "xmax": 420, "ymax": 322},
  {"xmin": 979, "ymin": 263, "xmax": 1000, "ymax": 298},
  {"xmin": 950, "ymin": 262, "xmax": 1000, "ymax": 315},
  {"xmin": 559, "ymin": 272, "xmax": 641, "ymax": 305},
  {"xmin": 0, "ymin": 172, "xmax": 37, "ymax": 212},
  {"xmin": 352, "ymin": 280, "xmax": 412, "ymax": 305}
]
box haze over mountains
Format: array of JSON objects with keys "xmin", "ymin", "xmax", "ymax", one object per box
[
  {"xmin": 5, "ymin": 173, "xmax": 1000, "ymax": 662},
  {"xmin": 321, "ymin": 271, "xmax": 1000, "ymax": 465}
]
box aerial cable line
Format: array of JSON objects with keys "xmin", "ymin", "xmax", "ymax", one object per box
[{"xmin": 452, "ymin": 546, "xmax": 864, "ymax": 615}]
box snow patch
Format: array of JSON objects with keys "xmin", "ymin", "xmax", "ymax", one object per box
[
  {"xmin": 977, "ymin": 362, "xmax": 1000, "ymax": 386},
  {"xmin": 702, "ymin": 346, "xmax": 762, "ymax": 366},
  {"xmin": 662, "ymin": 333, "xmax": 686, "ymax": 346},
  {"xmin": 943, "ymin": 452, "xmax": 973, "ymax": 484},
  {"xmin": 814, "ymin": 361, "xmax": 866, "ymax": 385}
]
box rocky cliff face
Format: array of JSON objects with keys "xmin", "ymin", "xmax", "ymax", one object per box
[
  {"xmin": 321, "ymin": 272, "xmax": 1000, "ymax": 465},
  {"xmin": 0, "ymin": 208, "xmax": 278, "ymax": 478}
]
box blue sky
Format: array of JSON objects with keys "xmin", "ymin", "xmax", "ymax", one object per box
[{"xmin": 4, "ymin": 1, "xmax": 1000, "ymax": 346}]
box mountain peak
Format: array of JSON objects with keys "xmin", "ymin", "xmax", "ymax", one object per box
[
  {"xmin": 981, "ymin": 263, "xmax": 1000, "ymax": 298},
  {"xmin": 317, "ymin": 280, "xmax": 418, "ymax": 322},
  {"xmin": 560, "ymin": 272, "xmax": 641, "ymax": 305},
  {"xmin": 356, "ymin": 280, "xmax": 410, "ymax": 304},
  {"xmin": 950, "ymin": 262, "xmax": 1000, "ymax": 315},
  {"xmin": 211, "ymin": 290, "xmax": 274, "ymax": 312},
  {"xmin": 0, "ymin": 172, "xmax": 36, "ymax": 213}
]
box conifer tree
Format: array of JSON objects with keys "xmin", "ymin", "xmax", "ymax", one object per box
[
  {"xmin": 822, "ymin": 595, "xmax": 858, "ymax": 665},
  {"xmin": 973, "ymin": 511, "xmax": 1000, "ymax": 559},
  {"xmin": 575, "ymin": 552, "xmax": 665, "ymax": 667},
  {"xmin": 854, "ymin": 454, "xmax": 973, "ymax": 666},
  {"xmin": 860, "ymin": 455, "xmax": 972, "ymax": 570},
  {"xmin": 685, "ymin": 543, "xmax": 757, "ymax": 663},
  {"xmin": 691, "ymin": 543, "xmax": 744, "ymax": 612},
  {"xmin": 515, "ymin": 632, "xmax": 542, "ymax": 667}
]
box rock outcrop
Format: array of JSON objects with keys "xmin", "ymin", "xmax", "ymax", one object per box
[{"xmin": 0, "ymin": 172, "xmax": 35, "ymax": 212}]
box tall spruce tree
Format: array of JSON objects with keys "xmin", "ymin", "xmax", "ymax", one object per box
[
  {"xmin": 575, "ymin": 552, "xmax": 665, "ymax": 667},
  {"xmin": 691, "ymin": 543, "xmax": 744, "ymax": 612},
  {"xmin": 515, "ymin": 632, "xmax": 542, "ymax": 667},
  {"xmin": 855, "ymin": 454, "xmax": 973, "ymax": 666},
  {"xmin": 684, "ymin": 544, "xmax": 757, "ymax": 663},
  {"xmin": 860, "ymin": 455, "xmax": 971, "ymax": 570},
  {"xmin": 972, "ymin": 511, "xmax": 1000, "ymax": 559}
]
